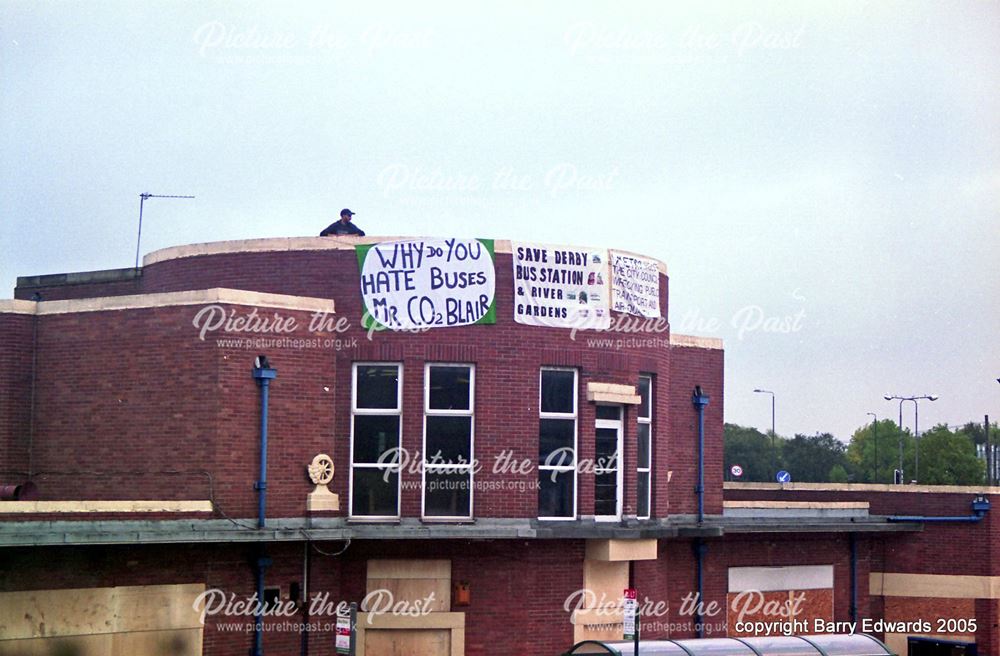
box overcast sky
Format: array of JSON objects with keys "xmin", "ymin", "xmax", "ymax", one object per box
[{"xmin": 2, "ymin": 1, "xmax": 997, "ymax": 444}]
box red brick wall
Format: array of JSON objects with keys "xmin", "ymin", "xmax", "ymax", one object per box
[
  {"xmin": 4, "ymin": 246, "xmax": 728, "ymax": 522},
  {"xmin": 667, "ymin": 345, "xmax": 724, "ymax": 517},
  {"xmin": 725, "ymin": 486, "xmax": 999, "ymax": 576},
  {"xmin": 0, "ymin": 313, "xmax": 34, "ymax": 481},
  {"xmin": 0, "ymin": 539, "xmax": 584, "ymax": 656}
]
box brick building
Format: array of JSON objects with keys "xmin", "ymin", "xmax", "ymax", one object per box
[{"xmin": 0, "ymin": 236, "xmax": 996, "ymax": 656}]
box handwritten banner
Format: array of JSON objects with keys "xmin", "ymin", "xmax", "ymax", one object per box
[
  {"xmin": 356, "ymin": 238, "xmax": 496, "ymax": 330},
  {"xmin": 610, "ymin": 251, "xmax": 661, "ymax": 318},
  {"xmin": 512, "ymin": 241, "xmax": 611, "ymax": 329}
]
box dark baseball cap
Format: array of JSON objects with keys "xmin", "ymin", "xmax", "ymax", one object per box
[{"xmin": 340, "ymin": 208, "xmax": 356, "ymax": 216}]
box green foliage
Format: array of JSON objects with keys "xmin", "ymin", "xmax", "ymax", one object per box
[
  {"xmin": 782, "ymin": 433, "xmax": 849, "ymax": 483},
  {"xmin": 846, "ymin": 419, "xmax": 912, "ymax": 483},
  {"xmin": 847, "ymin": 420, "xmax": 987, "ymax": 485},
  {"xmin": 723, "ymin": 423, "xmax": 779, "ymax": 482},
  {"xmin": 916, "ymin": 424, "xmax": 985, "ymax": 485},
  {"xmin": 828, "ymin": 464, "xmax": 849, "ymax": 483}
]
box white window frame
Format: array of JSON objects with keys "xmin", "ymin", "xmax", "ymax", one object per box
[
  {"xmin": 349, "ymin": 362, "xmax": 402, "ymax": 520},
  {"xmin": 538, "ymin": 367, "xmax": 578, "ymax": 521},
  {"xmin": 594, "ymin": 405, "xmax": 623, "ymax": 521},
  {"xmin": 422, "ymin": 363, "xmax": 475, "ymax": 520},
  {"xmin": 637, "ymin": 374, "xmax": 653, "ymax": 520}
]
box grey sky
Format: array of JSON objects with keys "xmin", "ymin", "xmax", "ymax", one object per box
[{"xmin": 2, "ymin": 1, "xmax": 997, "ymax": 444}]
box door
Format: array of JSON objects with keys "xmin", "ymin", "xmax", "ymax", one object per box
[{"xmin": 594, "ymin": 405, "xmax": 622, "ymax": 520}]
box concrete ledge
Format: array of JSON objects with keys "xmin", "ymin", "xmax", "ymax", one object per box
[
  {"xmin": 1, "ymin": 288, "xmax": 335, "ymax": 316},
  {"xmin": 143, "ymin": 236, "xmax": 668, "ymax": 273},
  {"xmin": 871, "ymin": 572, "xmax": 1000, "ymax": 599},
  {"xmin": 670, "ymin": 334, "xmax": 724, "ymax": 350},
  {"xmin": 726, "ymin": 481, "xmax": 1000, "ymax": 494},
  {"xmin": 17, "ymin": 267, "xmax": 141, "ymax": 289},
  {"xmin": 0, "ymin": 500, "xmax": 213, "ymax": 514},
  {"xmin": 724, "ymin": 501, "xmax": 870, "ymax": 509},
  {"xmin": 586, "ymin": 382, "xmax": 641, "ymax": 405},
  {"xmin": 0, "ymin": 299, "xmax": 38, "ymax": 315},
  {"xmin": 586, "ymin": 538, "xmax": 658, "ymax": 561}
]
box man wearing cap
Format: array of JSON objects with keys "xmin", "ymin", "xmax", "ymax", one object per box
[{"xmin": 320, "ymin": 209, "xmax": 366, "ymax": 236}]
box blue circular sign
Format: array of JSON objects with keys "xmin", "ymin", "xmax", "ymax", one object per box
[{"xmin": 776, "ymin": 470, "xmax": 791, "ymax": 483}]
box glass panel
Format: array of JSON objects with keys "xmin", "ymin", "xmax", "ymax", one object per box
[
  {"xmin": 426, "ymin": 416, "xmax": 472, "ymax": 463},
  {"xmin": 808, "ymin": 635, "xmax": 892, "ymax": 656},
  {"xmin": 678, "ymin": 639, "xmax": 757, "ymax": 656},
  {"xmin": 351, "ymin": 468, "xmax": 398, "ymax": 516},
  {"xmin": 424, "ymin": 470, "xmax": 472, "ymax": 516},
  {"xmin": 539, "ymin": 418, "xmax": 575, "ymax": 464},
  {"xmin": 638, "ymin": 472, "xmax": 650, "ymax": 517},
  {"xmin": 741, "ymin": 637, "xmax": 822, "ymax": 656},
  {"xmin": 353, "ymin": 415, "xmax": 400, "ymax": 463},
  {"xmin": 541, "ymin": 370, "xmax": 575, "ymax": 414},
  {"xmin": 595, "ymin": 427, "xmax": 619, "ymax": 470},
  {"xmin": 594, "ymin": 472, "xmax": 617, "ymax": 515},
  {"xmin": 356, "ymin": 365, "xmax": 399, "ymax": 409},
  {"xmin": 596, "ymin": 405, "xmax": 621, "ymax": 420},
  {"xmin": 538, "ymin": 468, "xmax": 574, "ymax": 517},
  {"xmin": 428, "ymin": 365, "xmax": 471, "ymax": 410},
  {"xmin": 638, "ymin": 423, "xmax": 650, "ymax": 468},
  {"xmin": 638, "ymin": 376, "xmax": 651, "ymax": 419}
]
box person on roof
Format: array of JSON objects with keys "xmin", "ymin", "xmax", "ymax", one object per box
[{"xmin": 320, "ymin": 208, "xmax": 365, "ymax": 236}]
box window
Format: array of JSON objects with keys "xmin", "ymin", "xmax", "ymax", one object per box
[
  {"xmin": 350, "ymin": 363, "xmax": 402, "ymax": 518},
  {"xmin": 423, "ymin": 364, "xmax": 475, "ymax": 519},
  {"xmin": 637, "ymin": 375, "xmax": 652, "ymax": 519},
  {"xmin": 538, "ymin": 368, "xmax": 577, "ymax": 519}
]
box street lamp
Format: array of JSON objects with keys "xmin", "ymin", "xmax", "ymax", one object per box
[
  {"xmin": 754, "ymin": 389, "xmax": 776, "ymax": 477},
  {"xmin": 884, "ymin": 394, "xmax": 939, "ymax": 483},
  {"xmin": 866, "ymin": 412, "xmax": 878, "ymax": 482}
]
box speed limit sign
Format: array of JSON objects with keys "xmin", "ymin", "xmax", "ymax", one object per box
[{"xmin": 730, "ymin": 464, "xmax": 743, "ymax": 477}]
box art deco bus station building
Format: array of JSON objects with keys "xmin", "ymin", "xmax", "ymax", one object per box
[{"xmin": 1, "ymin": 235, "xmax": 998, "ymax": 656}]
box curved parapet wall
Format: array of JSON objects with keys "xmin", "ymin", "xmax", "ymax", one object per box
[{"xmin": 5, "ymin": 235, "xmax": 723, "ymax": 523}]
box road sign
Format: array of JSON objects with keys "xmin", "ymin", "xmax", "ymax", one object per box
[
  {"xmin": 776, "ymin": 470, "xmax": 791, "ymax": 484},
  {"xmin": 730, "ymin": 464, "xmax": 743, "ymax": 477},
  {"xmin": 623, "ymin": 588, "xmax": 638, "ymax": 640}
]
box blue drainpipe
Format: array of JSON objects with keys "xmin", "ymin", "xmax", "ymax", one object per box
[
  {"xmin": 692, "ymin": 386, "xmax": 710, "ymax": 524},
  {"xmin": 251, "ymin": 356, "xmax": 276, "ymax": 656},
  {"xmin": 887, "ymin": 496, "xmax": 991, "ymax": 523},
  {"xmin": 252, "ymin": 356, "xmax": 277, "ymax": 529}
]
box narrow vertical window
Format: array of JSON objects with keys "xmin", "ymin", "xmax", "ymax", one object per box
[
  {"xmin": 423, "ymin": 364, "xmax": 474, "ymax": 519},
  {"xmin": 350, "ymin": 363, "xmax": 402, "ymax": 519},
  {"xmin": 538, "ymin": 368, "xmax": 577, "ymax": 519},
  {"xmin": 637, "ymin": 374, "xmax": 653, "ymax": 519}
]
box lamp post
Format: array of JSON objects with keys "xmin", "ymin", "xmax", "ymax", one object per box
[
  {"xmin": 754, "ymin": 389, "xmax": 776, "ymax": 477},
  {"xmin": 884, "ymin": 394, "xmax": 939, "ymax": 483},
  {"xmin": 866, "ymin": 412, "xmax": 878, "ymax": 482}
]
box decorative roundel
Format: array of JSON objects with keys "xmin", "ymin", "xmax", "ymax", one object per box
[{"xmin": 308, "ymin": 453, "xmax": 335, "ymax": 485}]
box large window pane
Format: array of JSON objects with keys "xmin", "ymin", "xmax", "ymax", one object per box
[
  {"xmin": 541, "ymin": 370, "xmax": 575, "ymax": 414},
  {"xmin": 356, "ymin": 365, "xmax": 399, "ymax": 409},
  {"xmin": 425, "ymin": 470, "xmax": 472, "ymax": 516},
  {"xmin": 353, "ymin": 415, "xmax": 400, "ymax": 464},
  {"xmin": 352, "ymin": 469, "xmax": 398, "ymax": 516},
  {"xmin": 638, "ymin": 472, "xmax": 650, "ymax": 518},
  {"xmin": 594, "ymin": 472, "xmax": 617, "ymax": 516},
  {"xmin": 426, "ymin": 416, "xmax": 472, "ymax": 463},
  {"xmin": 538, "ymin": 469, "xmax": 574, "ymax": 518},
  {"xmin": 539, "ymin": 418, "xmax": 575, "ymax": 464},
  {"xmin": 638, "ymin": 423, "xmax": 650, "ymax": 469},
  {"xmin": 428, "ymin": 366, "xmax": 471, "ymax": 410},
  {"xmin": 638, "ymin": 376, "xmax": 651, "ymax": 419}
]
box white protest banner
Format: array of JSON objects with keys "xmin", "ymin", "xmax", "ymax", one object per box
[
  {"xmin": 356, "ymin": 238, "xmax": 496, "ymax": 330},
  {"xmin": 610, "ymin": 251, "xmax": 661, "ymax": 318},
  {"xmin": 512, "ymin": 241, "xmax": 610, "ymax": 330}
]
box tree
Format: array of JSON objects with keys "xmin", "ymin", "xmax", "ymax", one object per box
[
  {"xmin": 847, "ymin": 419, "xmax": 912, "ymax": 483},
  {"xmin": 724, "ymin": 423, "xmax": 779, "ymax": 482},
  {"xmin": 914, "ymin": 424, "xmax": 984, "ymax": 485},
  {"xmin": 782, "ymin": 433, "xmax": 849, "ymax": 482}
]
